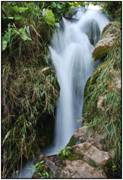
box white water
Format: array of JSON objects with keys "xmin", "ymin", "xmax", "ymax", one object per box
[
  {"xmin": 17, "ymin": 5, "xmax": 109, "ymax": 178},
  {"xmin": 44, "ymin": 5, "xmax": 109, "ymax": 155}
]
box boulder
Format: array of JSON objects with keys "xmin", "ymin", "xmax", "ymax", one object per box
[
  {"xmin": 73, "ymin": 142, "xmax": 110, "ymax": 166},
  {"xmin": 59, "ymin": 160, "xmax": 106, "ymax": 178},
  {"xmin": 93, "ymin": 34, "xmax": 115, "ymax": 60},
  {"xmin": 69, "ymin": 126, "xmax": 106, "ymax": 150},
  {"xmin": 93, "ymin": 22, "xmax": 120, "ymax": 60}
]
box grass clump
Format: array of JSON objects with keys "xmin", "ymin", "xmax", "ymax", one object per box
[{"xmin": 2, "ymin": 59, "xmax": 59, "ymax": 178}]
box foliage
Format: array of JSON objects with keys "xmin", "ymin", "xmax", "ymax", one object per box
[
  {"xmin": 34, "ymin": 160, "xmax": 53, "ymax": 178},
  {"xmin": 83, "ymin": 23, "xmax": 121, "ymax": 178},
  {"xmin": 43, "ymin": 9, "xmax": 55, "ymax": 26},
  {"xmin": 1, "ymin": 2, "xmax": 59, "ymax": 178},
  {"xmin": 102, "ymin": 1, "xmax": 122, "ymax": 21},
  {"xmin": 59, "ymin": 146, "xmax": 72, "ymax": 160},
  {"xmin": 2, "ymin": 60, "xmax": 58, "ymax": 178},
  {"xmin": 2, "ymin": 24, "xmax": 31, "ymax": 51}
]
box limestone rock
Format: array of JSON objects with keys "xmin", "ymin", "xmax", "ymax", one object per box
[
  {"xmin": 59, "ymin": 160, "xmax": 106, "ymax": 178},
  {"xmin": 73, "ymin": 142, "xmax": 110, "ymax": 166}
]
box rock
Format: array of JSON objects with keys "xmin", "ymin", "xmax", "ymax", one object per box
[
  {"xmin": 59, "ymin": 160, "xmax": 106, "ymax": 178},
  {"xmin": 93, "ymin": 22, "xmax": 120, "ymax": 60},
  {"xmin": 114, "ymin": 76, "xmax": 121, "ymax": 91},
  {"xmin": 69, "ymin": 126, "xmax": 106, "ymax": 150},
  {"xmin": 73, "ymin": 142, "xmax": 110, "ymax": 166},
  {"xmin": 38, "ymin": 154, "xmax": 44, "ymax": 161},
  {"xmin": 45, "ymin": 159, "xmax": 58, "ymax": 176},
  {"xmin": 68, "ymin": 126, "xmax": 89, "ymax": 146},
  {"xmin": 93, "ymin": 34, "xmax": 116, "ymax": 60},
  {"xmin": 97, "ymin": 95, "xmax": 106, "ymax": 111},
  {"xmin": 73, "ymin": 126, "xmax": 88, "ymax": 142}
]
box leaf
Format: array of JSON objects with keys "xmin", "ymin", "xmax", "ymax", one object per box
[
  {"xmin": 7, "ymin": 16, "xmax": 14, "ymax": 20},
  {"xmin": 2, "ymin": 40, "xmax": 8, "ymax": 51},
  {"xmin": 2, "ymin": 28, "xmax": 12, "ymax": 51},
  {"xmin": 43, "ymin": 9, "xmax": 55, "ymax": 25},
  {"xmin": 18, "ymin": 7, "xmax": 29, "ymax": 13},
  {"xmin": 3, "ymin": 131, "xmax": 11, "ymax": 144},
  {"xmin": 18, "ymin": 27, "xmax": 32, "ymax": 41},
  {"xmin": 15, "ymin": 16, "xmax": 23, "ymax": 21}
]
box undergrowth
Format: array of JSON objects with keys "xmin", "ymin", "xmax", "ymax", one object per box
[{"xmin": 2, "ymin": 2, "xmax": 59, "ymax": 178}]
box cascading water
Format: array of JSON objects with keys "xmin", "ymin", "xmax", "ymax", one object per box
[
  {"xmin": 17, "ymin": 5, "xmax": 109, "ymax": 178},
  {"xmin": 44, "ymin": 5, "xmax": 109, "ymax": 155}
]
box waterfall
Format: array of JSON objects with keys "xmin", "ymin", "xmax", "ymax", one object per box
[
  {"xmin": 44, "ymin": 5, "xmax": 109, "ymax": 155},
  {"xmin": 17, "ymin": 5, "xmax": 109, "ymax": 178}
]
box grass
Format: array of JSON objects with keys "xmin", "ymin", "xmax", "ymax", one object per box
[
  {"xmin": 83, "ymin": 22, "xmax": 121, "ymax": 178},
  {"xmin": 2, "ymin": 60, "xmax": 59, "ymax": 178}
]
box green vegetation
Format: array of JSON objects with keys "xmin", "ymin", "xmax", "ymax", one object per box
[
  {"xmin": 2, "ymin": 1, "xmax": 86, "ymax": 178},
  {"xmin": 2, "ymin": 2, "xmax": 58, "ymax": 178},
  {"xmin": 34, "ymin": 160, "xmax": 53, "ymax": 178},
  {"xmin": 83, "ymin": 22, "xmax": 121, "ymax": 178},
  {"xmin": 59, "ymin": 146, "xmax": 72, "ymax": 159}
]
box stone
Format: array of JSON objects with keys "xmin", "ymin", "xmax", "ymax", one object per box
[
  {"xmin": 45, "ymin": 159, "xmax": 58, "ymax": 176},
  {"xmin": 97, "ymin": 95, "xmax": 106, "ymax": 111},
  {"xmin": 115, "ymin": 78, "xmax": 121, "ymax": 91},
  {"xmin": 93, "ymin": 34, "xmax": 116, "ymax": 60},
  {"xmin": 73, "ymin": 126, "xmax": 88, "ymax": 142},
  {"xmin": 59, "ymin": 160, "xmax": 106, "ymax": 178},
  {"xmin": 73, "ymin": 142, "xmax": 110, "ymax": 166},
  {"xmin": 93, "ymin": 22, "xmax": 120, "ymax": 60}
]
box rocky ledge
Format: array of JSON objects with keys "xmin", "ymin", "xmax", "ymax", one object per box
[{"xmin": 33, "ymin": 126, "xmax": 111, "ymax": 178}]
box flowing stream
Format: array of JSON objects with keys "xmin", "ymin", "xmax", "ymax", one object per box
[{"xmin": 17, "ymin": 5, "xmax": 109, "ymax": 178}]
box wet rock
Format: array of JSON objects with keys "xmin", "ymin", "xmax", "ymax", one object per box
[
  {"xmin": 73, "ymin": 142, "xmax": 110, "ymax": 166},
  {"xmin": 59, "ymin": 160, "xmax": 106, "ymax": 178}
]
